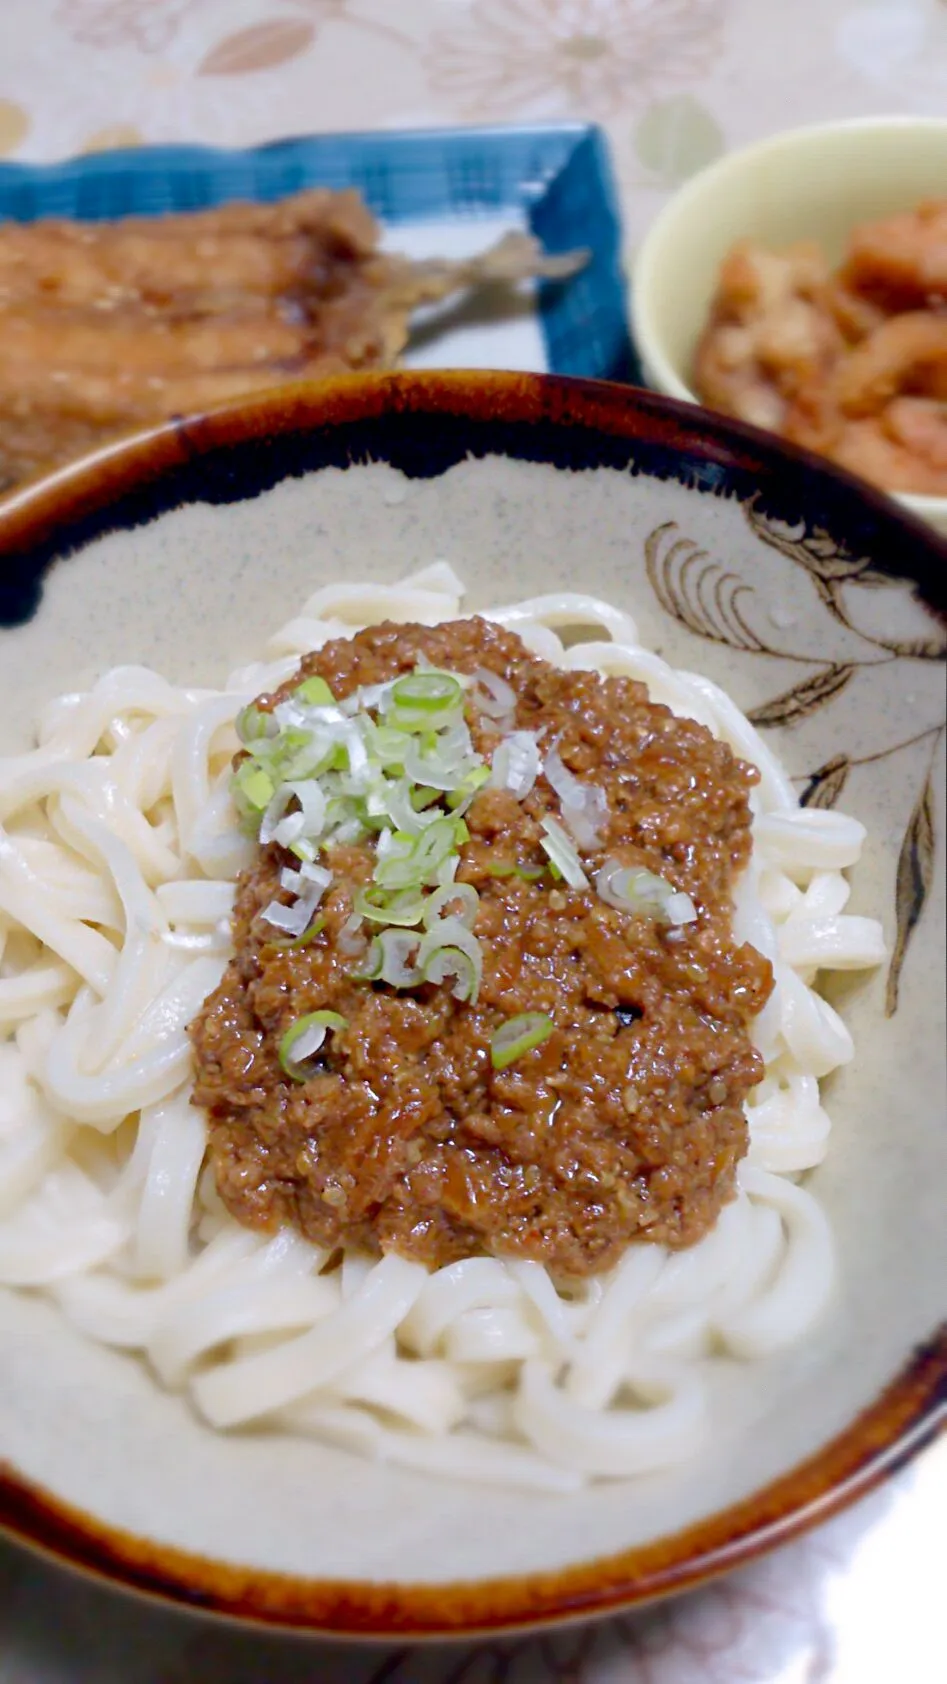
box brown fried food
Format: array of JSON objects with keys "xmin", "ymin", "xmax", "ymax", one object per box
[
  {"xmin": 0, "ymin": 190, "xmax": 583, "ymax": 491},
  {"xmin": 831, "ymin": 412, "xmax": 947, "ymax": 497},
  {"xmin": 693, "ymin": 241, "xmax": 841, "ymax": 432},
  {"xmin": 835, "ymin": 312, "xmax": 947, "ymax": 416},
  {"xmin": 826, "ymin": 278, "xmax": 886, "ymax": 345},
  {"xmin": 842, "ymin": 200, "xmax": 947, "ymax": 311},
  {"xmin": 693, "ymin": 202, "xmax": 947, "ymax": 498},
  {"xmin": 885, "ymin": 394, "xmax": 947, "ymax": 468},
  {"xmin": 0, "ymin": 188, "xmax": 379, "ymax": 310}
]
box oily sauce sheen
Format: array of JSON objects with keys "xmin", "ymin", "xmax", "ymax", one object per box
[{"xmin": 191, "ymin": 619, "xmax": 773, "ymax": 1277}]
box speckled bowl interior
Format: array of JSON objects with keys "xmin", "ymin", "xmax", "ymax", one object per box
[{"xmin": 0, "ymin": 374, "xmax": 944, "ymax": 1637}]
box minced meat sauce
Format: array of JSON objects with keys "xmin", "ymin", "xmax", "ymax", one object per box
[{"xmin": 190, "ymin": 618, "xmax": 773, "ymax": 1277}]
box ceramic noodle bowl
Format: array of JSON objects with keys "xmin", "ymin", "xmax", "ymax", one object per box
[{"xmin": 0, "ymin": 373, "xmax": 943, "ymax": 1638}]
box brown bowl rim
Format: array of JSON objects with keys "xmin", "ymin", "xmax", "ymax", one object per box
[{"xmin": 0, "ymin": 368, "xmax": 944, "ymax": 1639}]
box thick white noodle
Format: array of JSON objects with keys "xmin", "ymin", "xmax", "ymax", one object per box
[{"xmin": 0, "ymin": 565, "xmax": 885, "ymax": 1488}]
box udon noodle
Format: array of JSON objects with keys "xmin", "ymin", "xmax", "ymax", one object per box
[{"xmin": 0, "ymin": 564, "xmax": 885, "ymax": 1490}]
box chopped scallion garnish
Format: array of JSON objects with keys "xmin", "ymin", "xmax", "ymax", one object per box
[
  {"xmin": 539, "ymin": 818, "xmax": 589, "ymax": 889},
  {"xmin": 355, "ymin": 885, "xmax": 428, "ymax": 927},
  {"xmin": 268, "ymin": 915, "xmax": 326, "ymax": 952},
  {"xmin": 485, "ymin": 861, "xmax": 544, "ymax": 882},
  {"xmin": 595, "ymin": 859, "xmax": 697, "ymax": 925},
  {"xmin": 233, "ymin": 761, "xmax": 275, "ymax": 816},
  {"xmin": 236, "ymin": 704, "xmax": 276, "ymax": 746},
  {"xmin": 417, "ymin": 917, "xmax": 483, "ymax": 1002},
  {"xmin": 490, "ymin": 1012, "xmax": 554, "ymax": 1071},
  {"xmin": 278, "ymin": 1009, "xmax": 347, "ymax": 1080},
  {"xmin": 422, "ymin": 882, "xmax": 479, "ymax": 929},
  {"xmin": 295, "ymin": 675, "xmax": 336, "ymax": 707},
  {"xmin": 391, "ymin": 671, "xmax": 463, "ymax": 712}
]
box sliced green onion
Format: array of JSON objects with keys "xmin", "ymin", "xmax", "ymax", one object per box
[
  {"xmin": 446, "ymin": 764, "xmax": 490, "ymax": 810},
  {"xmin": 665, "ymin": 891, "xmax": 698, "ymax": 925},
  {"xmin": 486, "ymin": 861, "xmax": 544, "ymax": 882},
  {"xmin": 295, "ymin": 676, "xmax": 335, "ymax": 707},
  {"xmin": 411, "ymin": 785, "xmax": 442, "ymax": 810},
  {"xmin": 322, "ymin": 793, "xmax": 368, "ymax": 845},
  {"xmin": 429, "ymin": 947, "xmax": 475, "ymax": 998},
  {"xmin": 355, "ymin": 885, "xmax": 427, "ymax": 927},
  {"xmin": 490, "ymin": 1012, "xmax": 554, "ymax": 1071},
  {"xmin": 259, "ymin": 727, "xmax": 334, "ymax": 782},
  {"xmin": 374, "ymin": 816, "xmax": 460, "ymax": 891},
  {"xmin": 235, "ymin": 705, "xmax": 275, "ymax": 746},
  {"xmin": 387, "ymin": 701, "xmax": 465, "ymax": 736},
  {"xmin": 423, "ymin": 882, "xmax": 479, "ymax": 930},
  {"xmin": 269, "ymin": 726, "xmax": 308, "ymax": 762},
  {"xmin": 391, "ymin": 671, "xmax": 463, "ymax": 713},
  {"xmin": 285, "ymin": 779, "xmax": 326, "ymax": 838},
  {"xmin": 268, "ymin": 915, "xmax": 326, "ymax": 951},
  {"xmin": 489, "ymin": 731, "xmax": 540, "ymax": 799},
  {"xmin": 232, "ymin": 760, "xmax": 275, "ymax": 817},
  {"xmin": 402, "ymin": 738, "xmax": 480, "ymax": 792},
  {"xmin": 376, "ymin": 928, "xmax": 421, "ymax": 986},
  {"xmin": 544, "ymin": 743, "xmax": 608, "ymax": 850},
  {"xmin": 472, "ymin": 666, "xmax": 517, "ymax": 723},
  {"xmin": 355, "ymin": 937, "xmax": 384, "ymax": 981},
  {"xmin": 595, "ymin": 859, "xmax": 696, "ymax": 925},
  {"xmin": 383, "ymin": 777, "xmax": 445, "ymax": 837},
  {"xmin": 352, "ymin": 798, "xmax": 387, "ymax": 835},
  {"xmin": 356, "ymin": 927, "xmax": 422, "ymax": 985},
  {"xmin": 365, "ymin": 721, "xmax": 410, "ymax": 768},
  {"xmin": 422, "ymin": 946, "xmax": 478, "ymax": 1002},
  {"xmin": 336, "ymin": 912, "xmax": 365, "ymax": 955},
  {"xmin": 540, "ymin": 817, "xmax": 589, "ymax": 890},
  {"xmin": 417, "ymin": 917, "xmax": 483, "ymax": 1002},
  {"xmin": 279, "ymin": 1010, "xmax": 347, "ymax": 1080}
]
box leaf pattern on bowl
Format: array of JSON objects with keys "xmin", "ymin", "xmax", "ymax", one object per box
[
  {"xmin": 887, "ymin": 771, "xmax": 937, "ymax": 1016},
  {"xmin": 746, "ymin": 665, "xmax": 856, "ymax": 729},
  {"xmin": 799, "ymin": 756, "xmax": 852, "ymax": 811},
  {"xmin": 644, "ymin": 510, "xmax": 946, "ymax": 1015},
  {"xmin": 744, "ymin": 499, "xmax": 947, "ymax": 661},
  {"xmin": 645, "ymin": 522, "xmax": 768, "ymax": 652}
]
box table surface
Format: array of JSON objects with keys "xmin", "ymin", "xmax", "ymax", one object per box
[{"xmin": 1, "ymin": 1, "xmax": 945, "ymax": 1678}]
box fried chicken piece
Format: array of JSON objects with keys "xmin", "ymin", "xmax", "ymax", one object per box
[
  {"xmin": 830, "ymin": 408, "xmax": 947, "ymax": 497},
  {"xmin": 826, "ymin": 279, "xmax": 887, "ymax": 345},
  {"xmin": 834, "ymin": 312, "xmax": 947, "ymax": 416},
  {"xmin": 693, "ymin": 242, "xmax": 841, "ymax": 431},
  {"xmin": 693, "ymin": 207, "xmax": 947, "ymax": 499},
  {"xmin": 842, "ymin": 200, "xmax": 947, "ymax": 312}
]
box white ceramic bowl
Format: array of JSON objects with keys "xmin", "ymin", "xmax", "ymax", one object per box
[
  {"xmin": 0, "ymin": 373, "xmax": 944, "ymax": 1639},
  {"xmin": 632, "ymin": 116, "xmax": 947, "ymax": 536}
]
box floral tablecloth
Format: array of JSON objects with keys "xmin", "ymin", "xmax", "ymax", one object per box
[{"xmin": 1, "ymin": 2, "xmax": 945, "ymax": 1679}]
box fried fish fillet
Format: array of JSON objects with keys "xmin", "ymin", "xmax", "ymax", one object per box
[{"xmin": 0, "ymin": 187, "xmax": 583, "ymax": 490}]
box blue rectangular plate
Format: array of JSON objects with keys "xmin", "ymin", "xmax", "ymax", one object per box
[{"xmin": 0, "ymin": 123, "xmax": 638, "ymax": 384}]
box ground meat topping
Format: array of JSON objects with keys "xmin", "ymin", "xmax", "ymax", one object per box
[{"xmin": 190, "ymin": 617, "xmax": 773, "ymax": 1278}]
